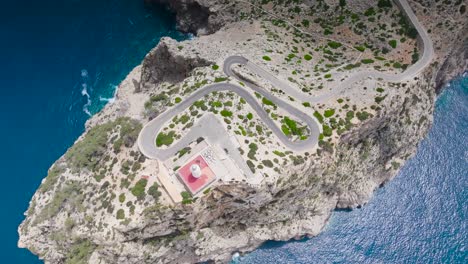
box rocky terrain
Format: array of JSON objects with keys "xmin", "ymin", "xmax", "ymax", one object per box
[{"xmin": 19, "ymin": 0, "xmax": 467, "ymax": 263}]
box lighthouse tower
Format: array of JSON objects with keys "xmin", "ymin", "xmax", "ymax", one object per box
[{"xmin": 190, "ymin": 164, "xmax": 202, "ymax": 178}]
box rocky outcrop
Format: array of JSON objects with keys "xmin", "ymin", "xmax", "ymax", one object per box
[
  {"xmin": 139, "ymin": 37, "xmax": 213, "ymax": 90},
  {"xmin": 144, "ymin": 0, "xmax": 227, "ymax": 35},
  {"xmin": 435, "ymin": 23, "xmax": 468, "ymax": 93}
]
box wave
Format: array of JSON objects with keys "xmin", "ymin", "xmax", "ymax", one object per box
[{"xmin": 99, "ymin": 84, "xmax": 118, "ymax": 104}]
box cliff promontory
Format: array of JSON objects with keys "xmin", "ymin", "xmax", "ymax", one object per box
[{"xmin": 19, "ymin": 0, "xmax": 467, "ymax": 263}]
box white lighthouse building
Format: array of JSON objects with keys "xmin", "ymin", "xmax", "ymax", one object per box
[{"xmin": 190, "ymin": 164, "xmax": 202, "ymax": 178}]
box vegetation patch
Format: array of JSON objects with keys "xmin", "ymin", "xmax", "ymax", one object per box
[
  {"xmin": 131, "ymin": 179, "xmax": 147, "ymax": 200},
  {"xmin": 156, "ymin": 131, "xmax": 176, "ymax": 147}
]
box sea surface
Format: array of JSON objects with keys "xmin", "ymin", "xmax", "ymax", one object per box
[
  {"xmin": 238, "ymin": 77, "xmax": 467, "ymax": 263},
  {"xmin": 0, "ymin": 0, "xmax": 184, "ymax": 262},
  {"xmin": 0, "ymin": 1, "xmax": 466, "ymax": 263}
]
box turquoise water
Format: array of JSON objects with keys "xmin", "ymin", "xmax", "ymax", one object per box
[
  {"xmin": 1, "ymin": 0, "xmax": 466, "ymax": 263},
  {"xmin": 0, "ymin": 0, "xmax": 184, "ymax": 262},
  {"xmin": 239, "ymin": 76, "xmax": 468, "ymax": 263}
]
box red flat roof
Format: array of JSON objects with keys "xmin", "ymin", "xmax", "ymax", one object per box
[{"xmin": 177, "ymin": 155, "xmax": 216, "ymax": 195}]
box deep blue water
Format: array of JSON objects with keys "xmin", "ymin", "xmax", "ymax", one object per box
[
  {"xmin": 1, "ymin": 1, "xmax": 466, "ymax": 263},
  {"xmin": 239, "ymin": 77, "xmax": 468, "ymax": 263},
  {"xmin": 0, "ymin": 1, "xmax": 184, "ymax": 262}
]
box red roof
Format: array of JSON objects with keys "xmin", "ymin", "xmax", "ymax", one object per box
[{"xmin": 177, "ymin": 155, "xmax": 216, "ymax": 195}]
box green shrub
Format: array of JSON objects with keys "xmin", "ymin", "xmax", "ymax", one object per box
[
  {"xmin": 246, "ymin": 160, "xmax": 255, "ymax": 173},
  {"xmin": 65, "ymin": 239, "xmax": 96, "ymax": 264},
  {"xmin": 361, "ymin": 59, "xmax": 374, "ymax": 64},
  {"xmin": 323, "ymin": 125, "xmax": 333, "ymax": 137},
  {"xmin": 273, "ymin": 150, "xmax": 285, "ymax": 157},
  {"xmin": 116, "ymin": 209, "xmax": 125, "ymax": 219},
  {"xmin": 131, "ymin": 179, "xmax": 147, "ymax": 200},
  {"xmin": 375, "ymin": 95, "xmax": 387, "ymax": 104},
  {"xmin": 314, "ymin": 111, "xmax": 324, "ymax": 123},
  {"xmin": 119, "ymin": 193, "xmax": 126, "ymax": 203},
  {"xmin": 214, "ymin": 77, "xmax": 228, "ymax": 83},
  {"xmin": 181, "ymin": 191, "xmax": 193, "ymax": 204},
  {"xmin": 302, "ymin": 102, "xmax": 311, "ymax": 107},
  {"xmin": 303, "ymin": 54, "xmax": 312, "ymax": 61},
  {"xmin": 246, "ymin": 113, "xmax": 253, "ymax": 120},
  {"xmin": 262, "ymin": 55, "xmax": 271, "ymax": 61},
  {"xmin": 283, "ymin": 117, "xmax": 301, "ymax": 135},
  {"xmin": 156, "ymin": 131, "xmax": 176, "ymax": 147},
  {"xmin": 262, "ymin": 160, "xmax": 274, "ymax": 168},
  {"xmin": 220, "ymin": 109, "xmax": 233, "ymax": 117},
  {"xmin": 354, "ymin": 46, "xmax": 366, "ymax": 52},
  {"xmin": 148, "ymin": 183, "xmax": 162, "ymax": 201},
  {"xmin": 356, "ymin": 111, "xmax": 371, "ymax": 121},
  {"xmin": 262, "ymin": 97, "xmax": 276, "ymax": 107},
  {"xmin": 393, "ymin": 62, "xmax": 402, "ymax": 68},
  {"xmin": 212, "ymin": 64, "xmax": 219, "ymax": 70},
  {"xmin": 328, "ymin": 41, "xmax": 342, "ymax": 49},
  {"xmin": 376, "ymin": 87, "xmax": 385, "ymax": 93},
  {"xmin": 324, "ymin": 109, "xmax": 335, "ymax": 117},
  {"xmin": 388, "ymin": 40, "xmax": 397, "ymax": 49},
  {"xmin": 324, "ymin": 73, "xmax": 332, "ymax": 78}
]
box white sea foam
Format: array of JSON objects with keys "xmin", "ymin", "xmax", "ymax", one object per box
[
  {"xmin": 80, "ymin": 69, "xmax": 92, "ymax": 116},
  {"xmin": 99, "ymin": 84, "xmax": 118, "ymax": 104}
]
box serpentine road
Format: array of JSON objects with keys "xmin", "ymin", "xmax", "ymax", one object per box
[{"xmin": 137, "ymin": 0, "xmax": 433, "ymax": 162}]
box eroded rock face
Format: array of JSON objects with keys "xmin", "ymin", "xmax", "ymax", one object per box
[
  {"xmin": 139, "ymin": 37, "xmax": 213, "ymax": 91},
  {"xmin": 145, "ymin": 0, "xmax": 221, "ymax": 35}
]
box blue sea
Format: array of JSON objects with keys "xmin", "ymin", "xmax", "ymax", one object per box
[
  {"xmin": 0, "ymin": 0, "xmax": 465, "ymax": 263},
  {"xmin": 0, "ymin": 0, "xmax": 184, "ymax": 263},
  {"xmin": 238, "ymin": 77, "xmax": 468, "ymax": 263}
]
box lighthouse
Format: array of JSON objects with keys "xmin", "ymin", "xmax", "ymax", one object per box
[{"xmin": 190, "ymin": 164, "xmax": 202, "ymax": 178}]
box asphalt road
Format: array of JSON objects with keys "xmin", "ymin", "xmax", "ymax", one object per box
[{"xmin": 138, "ymin": 0, "xmax": 433, "ymax": 163}]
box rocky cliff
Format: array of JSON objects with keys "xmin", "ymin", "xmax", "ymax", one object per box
[{"xmin": 18, "ymin": 0, "xmax": 467, "ymax": 263}]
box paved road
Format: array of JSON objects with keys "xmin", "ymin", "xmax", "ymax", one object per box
[
  {"xmin": 138, "ymin": 79, "xmax": 321, "ymax": 161},
  {"xmin": 227, "ymin": 0, "xmax": 434, "ymax": 103},
  {"xmin": 138, "ymin": 0, "xmax": 433, "ymax": 164}
]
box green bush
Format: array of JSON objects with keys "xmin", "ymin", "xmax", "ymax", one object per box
[
  {"xmin": 303, "ymin": 54, "xmax": 312, "ymax": 61},
  {"xmin": 388, "ymin": 40, "xmax": 397, "ymax": 49},
  {"xmin": 119, "ymin": 193, "xmax": 126, "ymax": 203},
  {"xmin": 116, "ymin": 209, "xmax": 125, "ymax": 219},
  {"xmin": 262, "ymin": 55, "xmax": 271, "ymax": 61},
  {"xmin": 181, "ymin": 191, "xmax": 193, "ymax": 204},
  {"xmin": 302, "ymin": 102, "xmax": 311, "ymax": 107},
  {"xmin": 65, "ymin": 239, "xmax": 96, "ymax": 264},
  {"xmin": 262, "ymin": 160, "xmax": 274, "ymax": 168},
  {"xmin": 246, "ymin": 160, "xmax": 255, "ymax": 173},
  {"xmin": 220, "ymin": 109, "xmax": 233, "ymax": 117},
  {"xmin": 328, "ymin": 41, "xmax": 342, "ymax": 49},
  {"xmin": 262, "ymin": 97, "xmax": 276, "ymax": 107},
  {"xmin": 174, "ymin": 97, "xmax": 182, "ymax": 103},
  {"xmin": 324, "ymin": 109, "xmax": 335, "ymax": 117},
  {"xmin": 212, "ymin": 64, "xmax": 219, "ymax": 70},
  {"xmin": 314, "ymin": 111, "xmax": 324, "ymax": 123},
  {"xmin": 214, "ymin": 77, "xmax": 228, "ymax": 83},
  {"xmin": 354, "ymin": 46, "xmax": 366, "ymax": 52},
  {"xmin": 283, "ymin": 117, "xmax": 301, "ymax": 135},
  {"xmin": 148, "ymin": 183, "xmax": 162, "ymax": 201},
  {"xmin": 323, "ymin": 125, "xmax": 333, "ymax": 137},
  {"xmin": 324, "ymin": 73, "xmax": 332, "ymax": 79},
  {"xmin": 273, "ymin": 150, "xmax": 285, "ymax": 157},
  {"xmin": 376, "ymin": 87, "xmax": 385, "ymax": 93},
  {"xmin": 246, "ymin": 113, "xmax": 253, "ymax": 120},
  {"xmin": 156, "ymin": 131, "xmax": 176, "ymax": 147},
  {"xmin": 131, "ymin": 179, "xmax": 147, "ymax": 200},
  {"xmin": 361, "ymin": 59, "xmax": 374, "ymax": 64}
]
